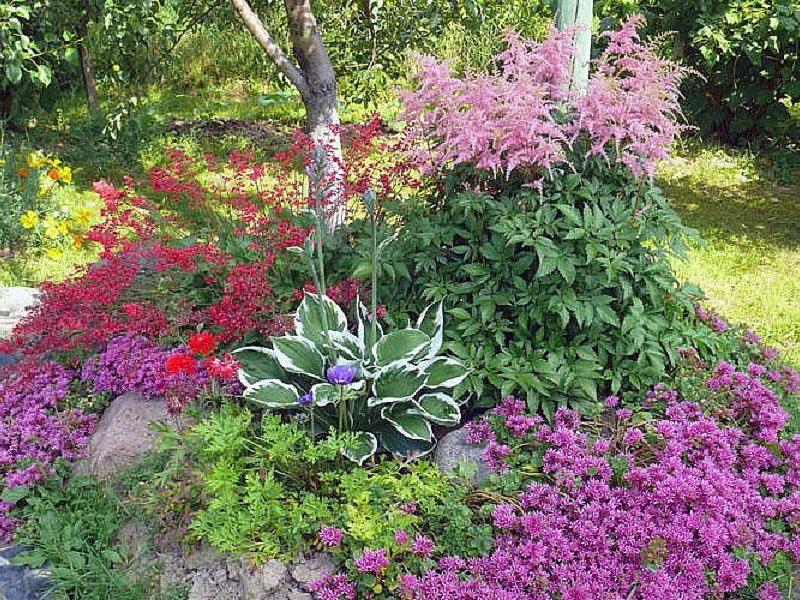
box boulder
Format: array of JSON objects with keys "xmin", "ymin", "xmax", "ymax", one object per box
[
  {"xmin": 434, "ymin": 426, "xmax": 491, "ymax": 486},
  {"xmin": 0, "ymin": 287, "xmax": 38, "ymax": 340},
  {"xmin": 73, "ymin": 392, "xmax": 176, "ymax": 479},
  {"xmin": 238, "ymin": 559, "xmax": 288, "ymax": 599},
  {"xmin": 289, "ymin": 554, "xmax": 334, "ymax": 587},
  {"xmin": 0, "ymin": 546, "xmax": 51, "ymax": 600}
]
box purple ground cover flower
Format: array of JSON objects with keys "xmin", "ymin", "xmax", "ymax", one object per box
[
  {"xmin": 326, "ymin": 364, "xmax": 356, "ymax": 385},
  {"xmin": 0, "ymin": 359, "xmax": 96, "ymax": 541},
  {"xmin": 354, "ymin": 548, "xmax": 389, "ymax": 574},
  {"xmin": 318, "ymin": 526, "xmax": 343, "ymax": 547},
  {"xmin": 412, "ymin": 534, "xmax": 435, "ymax": 558}
]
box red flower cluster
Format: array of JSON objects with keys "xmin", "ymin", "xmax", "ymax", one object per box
[
  {"xmin": 188, "ymin": 331, "xmax": 216, "ymax": 356},
  {"xmin": 165, "ymin": 353, "xmax": 197, "ymax": 375}
]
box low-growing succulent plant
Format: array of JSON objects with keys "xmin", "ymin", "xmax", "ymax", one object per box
[{"xmin": 235, "ymin": 293, "xmax": 469, "ymax": 464}]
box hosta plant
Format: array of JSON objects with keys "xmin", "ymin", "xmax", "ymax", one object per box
[{"xmin": 234, "ymin": 293, "xmax": 470, "ymax": 464}]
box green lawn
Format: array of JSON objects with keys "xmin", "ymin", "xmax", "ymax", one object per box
[{"xmin": 659, "ymin": 144, "xmax": 800, "ymax": 366}]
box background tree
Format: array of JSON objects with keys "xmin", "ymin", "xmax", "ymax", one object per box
[{"xmin": 229, "ymin": 0, "xmax": 345, "ymax": 227}]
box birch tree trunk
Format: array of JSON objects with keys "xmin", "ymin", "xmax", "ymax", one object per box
[
  {"xmin": 553, "ymin": 0, "xmax": 593, "ymax": 94},
  {"xmin": 229, "ymin": 0, "xmax": 345, "ymax": 229}
]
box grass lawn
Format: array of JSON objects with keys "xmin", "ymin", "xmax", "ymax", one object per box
[{"xmin": 659, "ymin": 144, "xmax": 800, "ymax": 366}]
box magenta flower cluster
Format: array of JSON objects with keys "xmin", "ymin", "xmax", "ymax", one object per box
[
  {"xmin": 81, "ymin": 333, "xmax": 208, "ymax": 402},
  {"xmin": 0, "ymin": 359, "xmax": 96, "ymax": 541},
  {"xmin": 398, "ymin": 395, "xmax": 800, "ymax": 600},
  {"xmin": 402, "ymin": 16, "xmax": 685, "ymax": 178}
]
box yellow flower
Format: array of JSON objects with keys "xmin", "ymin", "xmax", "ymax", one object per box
[
  {"xmin": 19, "ymin": 211, "xmax": 38, "ymax": 229},
  {"xmin": 46, "ymin": 248, "xmax": 63, "ymax": 259},
  {"xmin": 27, "ymin": 151, "xmax": 46, "ymax": 168},
  {"xmin": 73, "ymin": 206, "xmax": 94, "ymax": 226},
  {"xmin": 43, "ymin": 216, "xmax": 61, "ymax": 239},
  {"xmin": 57, "ymin": 166, "xmax": 72, "ymax": 183}
]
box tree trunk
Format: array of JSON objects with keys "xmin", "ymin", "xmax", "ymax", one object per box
[
  {"xmin": 553, "ymin": 0, "xmax": 593, "ymax": 95},
  {"xmin": 229, "ymin": 0, "xmax": 345, "ymax": 230},
  {"xmin": 283, "ymin": 0, "xmax": 345, "ymax": 229},
  {"xmin": 78, "ymin": 7, "xmax": 99, "ymax": 112}
]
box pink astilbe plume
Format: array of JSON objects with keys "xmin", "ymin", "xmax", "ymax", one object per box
[
  {"xmin": 402, "ymin": 16, "xmax": 687, "ymax": 179},
  {"xmin": 400, "ymin": 28, "xmax": 573, "ymax": 175},
  {"xmin": 572, "ymin": 15, "xmax": 688, "ymax": 177}
]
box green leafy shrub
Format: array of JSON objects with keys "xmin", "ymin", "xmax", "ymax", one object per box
[
  {"xmin": 11, "ymin": 475, "xmax": 151, "ymax": 600},
  {"xmin": 387, "ymin": 157, "xmax": 712, "ymax": 415},
  {"xmin": 185, "ymin": 404, "xmax": 489, "ymax": 562},
  {"xmin": 629, "ymin": 0, "xmax": 800, "ymax": 146},
  {"xmin": 236, "ymin": 292, "xmax": 470, "ymax": 462}
]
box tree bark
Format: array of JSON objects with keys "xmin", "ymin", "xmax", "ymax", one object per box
[
  {"xmin": 229, "ymin": 0, "xmax": 345, "ymax": 229},
  {"xmin": 77, "ymin": 6, "xmax": 99, "ymax": 112},
  {"xmin": 553, "ymin": 0, "xmax": 593, "ymax": 95}
]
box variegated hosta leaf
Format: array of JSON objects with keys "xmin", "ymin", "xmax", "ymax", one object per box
[
  {"xmin": 341, "ymin": 431, "xmax": 377, "ymax": 466},
  {"xmin": 374, "ymin": 328, "xmax": 430, "ymax": 366},
  {"xmin": 375, "ymin": 422, "xmax": 435, "ymax": 459},
  {"xmin": 311, "ymin": 379, "xmax": 366, "ymax": 407},
  {"xmin": 370, "ymin": 363, "xmax": 426, "ymax": 406},
  {"xmin": 416, "ymin": 300, "xmax": 444, "ymax": 362},
  {"xmin": 244, "ymin": 379, "xmax": 300, "ymax": 408},
  {"xmin": 424, "ymin": 357, "xmax": 470, "ymax": 389},
  {"xmin": 413, "ymin": 392, "xmax": 461, "ymax": 426},
  {"xmin": 295, "ymin": 292, "xmax": 348, "ymax": 343},
  {"xmin": 328, "ymin": 330, "xmax": 364, "ymax": 361},
  {"xmin": 272, "ymin": 335, "xmax": 325, "ymax": 379},
  {"xmin": 232, "ymin": 347, "xmax": 289, "ymax": 387},
  {"xmin": 357, "ymin": 298, "xmax": 383, "ymax": 357},
  {"xmin": 381, "ymin": 405, "xmax": 433, "ymax": 441},
  {"xmin": 311, "ymin": 383, "xmax": 339, "ymax": 407}
]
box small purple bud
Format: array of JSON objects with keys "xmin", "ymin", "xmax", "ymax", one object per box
[{"xmin": 297, "ymin": 392, "xmax": 313, "ymax": 406}]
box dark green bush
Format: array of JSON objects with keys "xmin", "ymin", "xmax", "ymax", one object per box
[
  {"xmin": 616, "ymin": 0, "xmax": 800, "ymax": 146},
  {"xmin": 387, "ymin": 158, "xmax": 715, "ymax": 416}
]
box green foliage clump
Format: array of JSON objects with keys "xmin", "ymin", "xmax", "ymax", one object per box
[
  {"xmin": 388, "ymin": 158, "xmax": 716, "ymax": 415},
  {"xmin": 11, "ymin": 475, "xmax": 151, "ymax": 600},
  {"xmin": 186, "ymin": 404, "xmax": 489, "ymax": 563}
]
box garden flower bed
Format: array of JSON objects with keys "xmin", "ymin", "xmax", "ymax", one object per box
[{"xmin": 0, "ymin": 17, "xmax": 797, "ymax": 600}]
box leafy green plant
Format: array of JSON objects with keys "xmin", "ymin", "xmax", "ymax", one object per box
[
  {"xmin": 11, "ymin": 474, "xmax": 151, "ymax": 600},
  {"xmin": 387, "ymin": 157, "xmax": 708, "ymax": 416},
  {"xmin": 236, "ymin": 292, "xmax": 470, "ymax": 463}
]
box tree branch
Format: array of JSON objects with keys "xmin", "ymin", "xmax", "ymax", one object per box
[{"xmin": 228, "ymin": 0, "xmax": 309, "ymax": 97}]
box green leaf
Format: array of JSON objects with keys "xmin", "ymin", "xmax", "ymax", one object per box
[
  {"xmin": 416, "ymin": 300, "xmax": 444, "ymax": 357},
  {"xmin": 375, "ymin": 422, "xmax": 435, "ymax": 459},
  {"xmin": 414, "ymin": 392, "xmax": 460, "ymax": 426},
  {"xmin": 5, "ymin": 63, "xmax": 22, "ymax": 85},
  {"xmin": 370, "ymin": 363, "xmax": 426, "ymax": 406},
  {"xmin": 374, "ymin": 328, "xmax": 430, "ymax": 366},
  {"xmin": 382, "ymin": 406, "xmax": 433, "ymax": 441},
  {"xmin": 1, "ymin": 485, "xmax": 29, "ymax": 504},
  {"xmin": 295, "ymin": 292, "xmax": 347, "ymax": 341},
  {"xmin": 310, "ymin": 382, "xmax": 339, "ymax": 406},
  {"xmin": 341, "ymin": 431, "xmax": 377, "ymax": 465},
  {"xmin": 36, "ymin": 64, "xmax": 51, "ymax": 86},
  {"xmin": 272, "ymin": 335, "xmax": 325, "ymax": 379},
  {"xmin": 424, "ymin": 357, "xmax": 469, "ymax": 388},
  {"xmin": 328, "ymin": 330, "xmax": 364, "ymax": 360},
  {"xmin": 244, "ymin": 379, "xmax": 300, "ymax": 409},
  {"xmin": 233, "ymin": 346, "xmax": 289, "ymax": 386}
]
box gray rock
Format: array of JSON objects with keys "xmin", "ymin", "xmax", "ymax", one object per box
[
  {"xmin": 187, "ymin": 567, "xmax": 240, "ymax": 600},
  {"xmin": 0, "ymin": 287, "xmax": 39, "ymax": 340},
  {"xmin": 289, "ymin": 554, "xmax": 334, "ymax": 586},
  {"xmin": 73, "ymin": 392, "xmax": 176, "ymax": 479},
  {"xmin": 0, "ymin": 546, "xmax": 51, "ymax": 600},
  {"xmin": 434, "ymin": 426, "xmax": 491, "ymax": 486},
  {"xmin": 239, "ymin": 558, "xmax": 288, "ymax": 599}
]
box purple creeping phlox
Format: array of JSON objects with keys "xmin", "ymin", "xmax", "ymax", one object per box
[
  {"xmin": 312, "ymin": 358, "xmax": 800, "ymax": 600},
  {"xmin": 0, "ymin": 359, "xmax": 96, "ymax": 541}
]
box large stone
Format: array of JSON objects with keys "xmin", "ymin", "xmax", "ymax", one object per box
[
  {"xmin": 0, "ymin": 546, "xmax": 51, "ymax": 600},
  {"xmin": 73, "ymin": 392, "xmax": 175, "ymax": 479},
  {"xmin": 289, "ymin": 554, "xmax": 334, "ymax": 587},
  {"xmin": 434, "ymin": 426, "xmax": 491, "ymax": 486},
  {"xmin": 238, "ymin": 558, "xmax": 288, "ymax": 599},
  {"xmin": 0, "ymin": 287, "xmax": 38, "ymax": 339}
]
